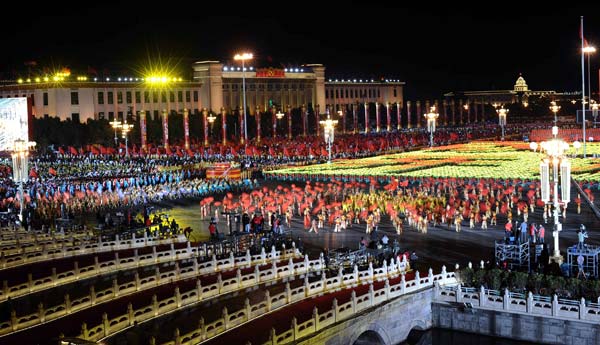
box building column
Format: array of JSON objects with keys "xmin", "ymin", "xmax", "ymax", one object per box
[
  {"xmin": 459, "ymin": 99, "xmax": 464, "ymax": 125},
  {"xmin": 386, "ymin": 102, "xmax": 391, "ymax": 132},
  {"xmin": 315, "ymin": 104, "xmax": 321, "ymax": 137},
  {"xmin": 162, "ymin": 109, "xmax": 169, "ymax": 150},
  {"xmin": 221, "ymin": 107, "xmax": 227, "ymax": 145},
  {"xmin": 183, "ymin": 108, "xmax": 190, "ymax": 150},
  {"xmin": 301, "ymin": 104, "xmax": 307, "ymax": 137},
  {"xmin": 442, "ymin": 100, "xmax": 448, "ymax": 126},
  {"xmin": 255, "ymin": 105, "xmax": 261, "ymax": 143},
  {"xmin": 466, "ymin": 101, "xmax": 470, "ymax": 123},
  {"xmin": 406, "ymin": 101, "xmax": 412, "ymax": 129},
  {"xmin": 474, "ymin": 100, "xmax": 479, "ymax": 123},
  {"xmin": 416, "ymin": 101, "xmax": 422, "ymax": 128},
  {"xmin": 341, "ymin": 104, "xmax": 346, "ymax": 134},
  {"xmin": 287, "ymin": 104, "xmax": 292, "ymax": 139},
  {"xmin": 353, "ymin": 102, "xmax": 358, "ymax": 134},
  {"xmin": 480, "ymin": 99, "xmax": 485, "ymax": 123},
  {"xmin": 451, "ymin": 100, "xmax": 456, "ymax": 125}
]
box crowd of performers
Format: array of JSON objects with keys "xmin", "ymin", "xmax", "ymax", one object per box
[{"xmin": 197, "ymin": 175, "xmax": 591, "ymax": 240}]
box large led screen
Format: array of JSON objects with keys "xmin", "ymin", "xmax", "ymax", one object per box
[{"xmin": 0, "ymin": 98, "xmax": 28, "ymax": 151}]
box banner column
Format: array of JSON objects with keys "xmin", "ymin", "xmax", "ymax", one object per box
[
  {"xmin": 255, "ymin": 105, "xmax": 261, "ymax": 143},
  {"xmin": 202, "ymin": 108, "xmax": 209, "ymax": 147},
  {"xmin": 221, "ymin": 107, "xmax": 227, "ymax": 145},
  {"xmin": 140, "ymin": 110, "xmax": 147, "ymax": 153},
  {"xmin": 364, "ymin": 102, "xmax": 369, "ymax": 133},
  {"xmin": 406, "ymin": 101, "xmax": 412, "ymax": 129},
  {"xmin": 183, "ymin": 108, "xmax": 190, "ymax": 150},
  {"xmin": 162, "ymin": 109, "xmax": 169, "ymax": 150},
  {"xmin": 239, "ymin": 106, "xmax": 245, "ymax": 145},
  {"xmin": 287, "ymin": 104, "xmax": 292, "ymax": 139}
]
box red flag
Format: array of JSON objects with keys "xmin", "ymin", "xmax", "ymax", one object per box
[
  {"xmin": 69, "ymin": 146, "xmax": 78, "ymax": 155},
  {"xmin": 48, "ymin": 167, "xmax": 57, "ymax": 176},
  {"xmin": 58, "ymin": 147, "xmax": 65, "ymax": 155},
  {"xmin": 29, "ymin": 168, "xmax": 38, "ymax": 178}
]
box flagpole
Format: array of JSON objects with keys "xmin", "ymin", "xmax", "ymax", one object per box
[{"xmin": 582, "ymin": 16, "xmax": 587, "ymax": 158}]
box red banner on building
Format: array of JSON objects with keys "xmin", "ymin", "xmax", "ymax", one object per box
[{"xmin": 255, "ymin": 68, "xmax": 285, "ymax": 78}]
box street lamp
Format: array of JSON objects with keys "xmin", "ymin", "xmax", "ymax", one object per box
[
  {"xmin": 549, "ymin": 101, "xmax": 560, "ymax": 126},
  {"xmin": 11, "ymin": 139, "xmax": 36, "ymax": 225},
  {"xmin": 110, "ymin": 118, "xmax": 122, "ymax": 147},
  {"xmin": 583, "ymin": 45, "xmax": 596, "ymax": 108},
  {"xmin": 120, "ymin": 119, "xmax": 134, "ymax": 156},
  {"xmin": 320, "ymin": 111, "xmax": 338, "ymax": 164},
  {"xmin": 424, "ymin": 106, "xmax": 439, "ymax": 147},
  {"xmin": 497, "ymin": 106, "xmax": 508, "ymax": 141},
  {"xmin": 234, "ymin": 52, "xmax": 253, "ymax": 144},
  {"xmin": 530, "ymin": 127, "xmax": 571, "ymax": 264}
]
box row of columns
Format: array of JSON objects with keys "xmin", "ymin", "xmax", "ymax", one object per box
[{"xmin": 136, "ymin": 99, "xmax": 492, "ymax": 150}]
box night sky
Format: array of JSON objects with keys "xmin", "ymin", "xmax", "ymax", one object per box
[{"xmin": 3, "ymin": 4, "xmax": 600, "ymax": 99}]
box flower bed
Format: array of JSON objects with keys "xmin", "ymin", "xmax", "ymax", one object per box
[{"xmin": 265, "ymin": 141, "xmax": 600, "ymax": 182}]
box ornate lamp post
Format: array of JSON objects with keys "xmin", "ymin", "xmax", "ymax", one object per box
[
  {"xmin": 424, "ymin": 106, "xmax": 439, "ymax": 147},
  {"xmin": 337, "ymin": 110, "xmax": 344, "ymax": 134},
  {"xmin": 109, "ymin": 118, "xmax": 122, "ymax": 147},
  {"xmin": 550, "ymin": 101, "xmax": 561, "ymax": 126},
  {"xmin": 276, "ymin": 110, "xmax": 284, "ymax": 137},
  {"xmin": 497, "ymin": 106, "xmax": 508, "ymax": 141},
  {"xmin": 234, "ymin": 52, "xmax": 253, "ymax": 144},
  {"xmin": 207, "ymin": 112, "xmax": 216, "ymax": 139},
  {"xmin": 120, "ymin": 119, "xmax": 134, "ymax": 156},
  {"xmin": 320, "ymin": 111, "xmax": 338, "ymax": 164},
  {"xmin": 530, "ymin": 126, "xmax": 571, "ymax": 264},
  {"xmin": 11, "ymin": 139, "xmax": 36, "ymax": 224}
]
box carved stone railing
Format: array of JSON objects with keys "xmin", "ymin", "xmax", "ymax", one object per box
[
  {"xmin": 261, "ymin": 267, "xmax": 456, "ymax": 345},
  {"xmin": 157, "ymin": 257, "xmax": 423, "ymax": 345},
  {"xmin": 0, "ymin": 247, "xmax": 301, "ymax": 337},
  {"xmin": 435, "ymin": 284, "xmax": 600, "ymax": 323},
  {"xmin": 0, "ymin": 234, "xmax": 189, "ymax": 270}
]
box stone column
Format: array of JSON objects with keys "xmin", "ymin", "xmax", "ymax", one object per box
[
  {"xmin": 474, "ymin": 100, "xmax": 479, "ymax": 123},
  {"xmin": 353, "ymin": 102, "xmax": 358, "ymax": 134},
  {"xmin": 406, "ymin": 101, "xmax": 412, "ymax": 129},
  {"xmin": 416, "ymin": 101, "xmax": 421, "ymax": 128},
  {"xmin": 459, "ymin": 99, "xmax": 464, "ymax": 125},
  {"xmin": 442, "ymin": 100, "xmax": 448, "ymax": 126},
  {"xmin": 386, "ymin": 102, "xmax": 391, "ymax": 132},
  {"xmin": 451, "ymin": 100, "xmax": 456, "ymax": 125},
  {"xmin": 480, "ymin": 99, "xmax": 485, "ymax": 123},
  {"xmin": 315, "ymin": 104, "xmax": 321, "ymax": 137},
  {"xmin": 466, "ymin": 101, "xmax": 470, "ymax": 123}
]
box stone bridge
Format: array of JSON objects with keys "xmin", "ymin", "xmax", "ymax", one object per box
[{"xmin": 295, "ymin": 287, "xmax": 433, "ymax": 345}]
